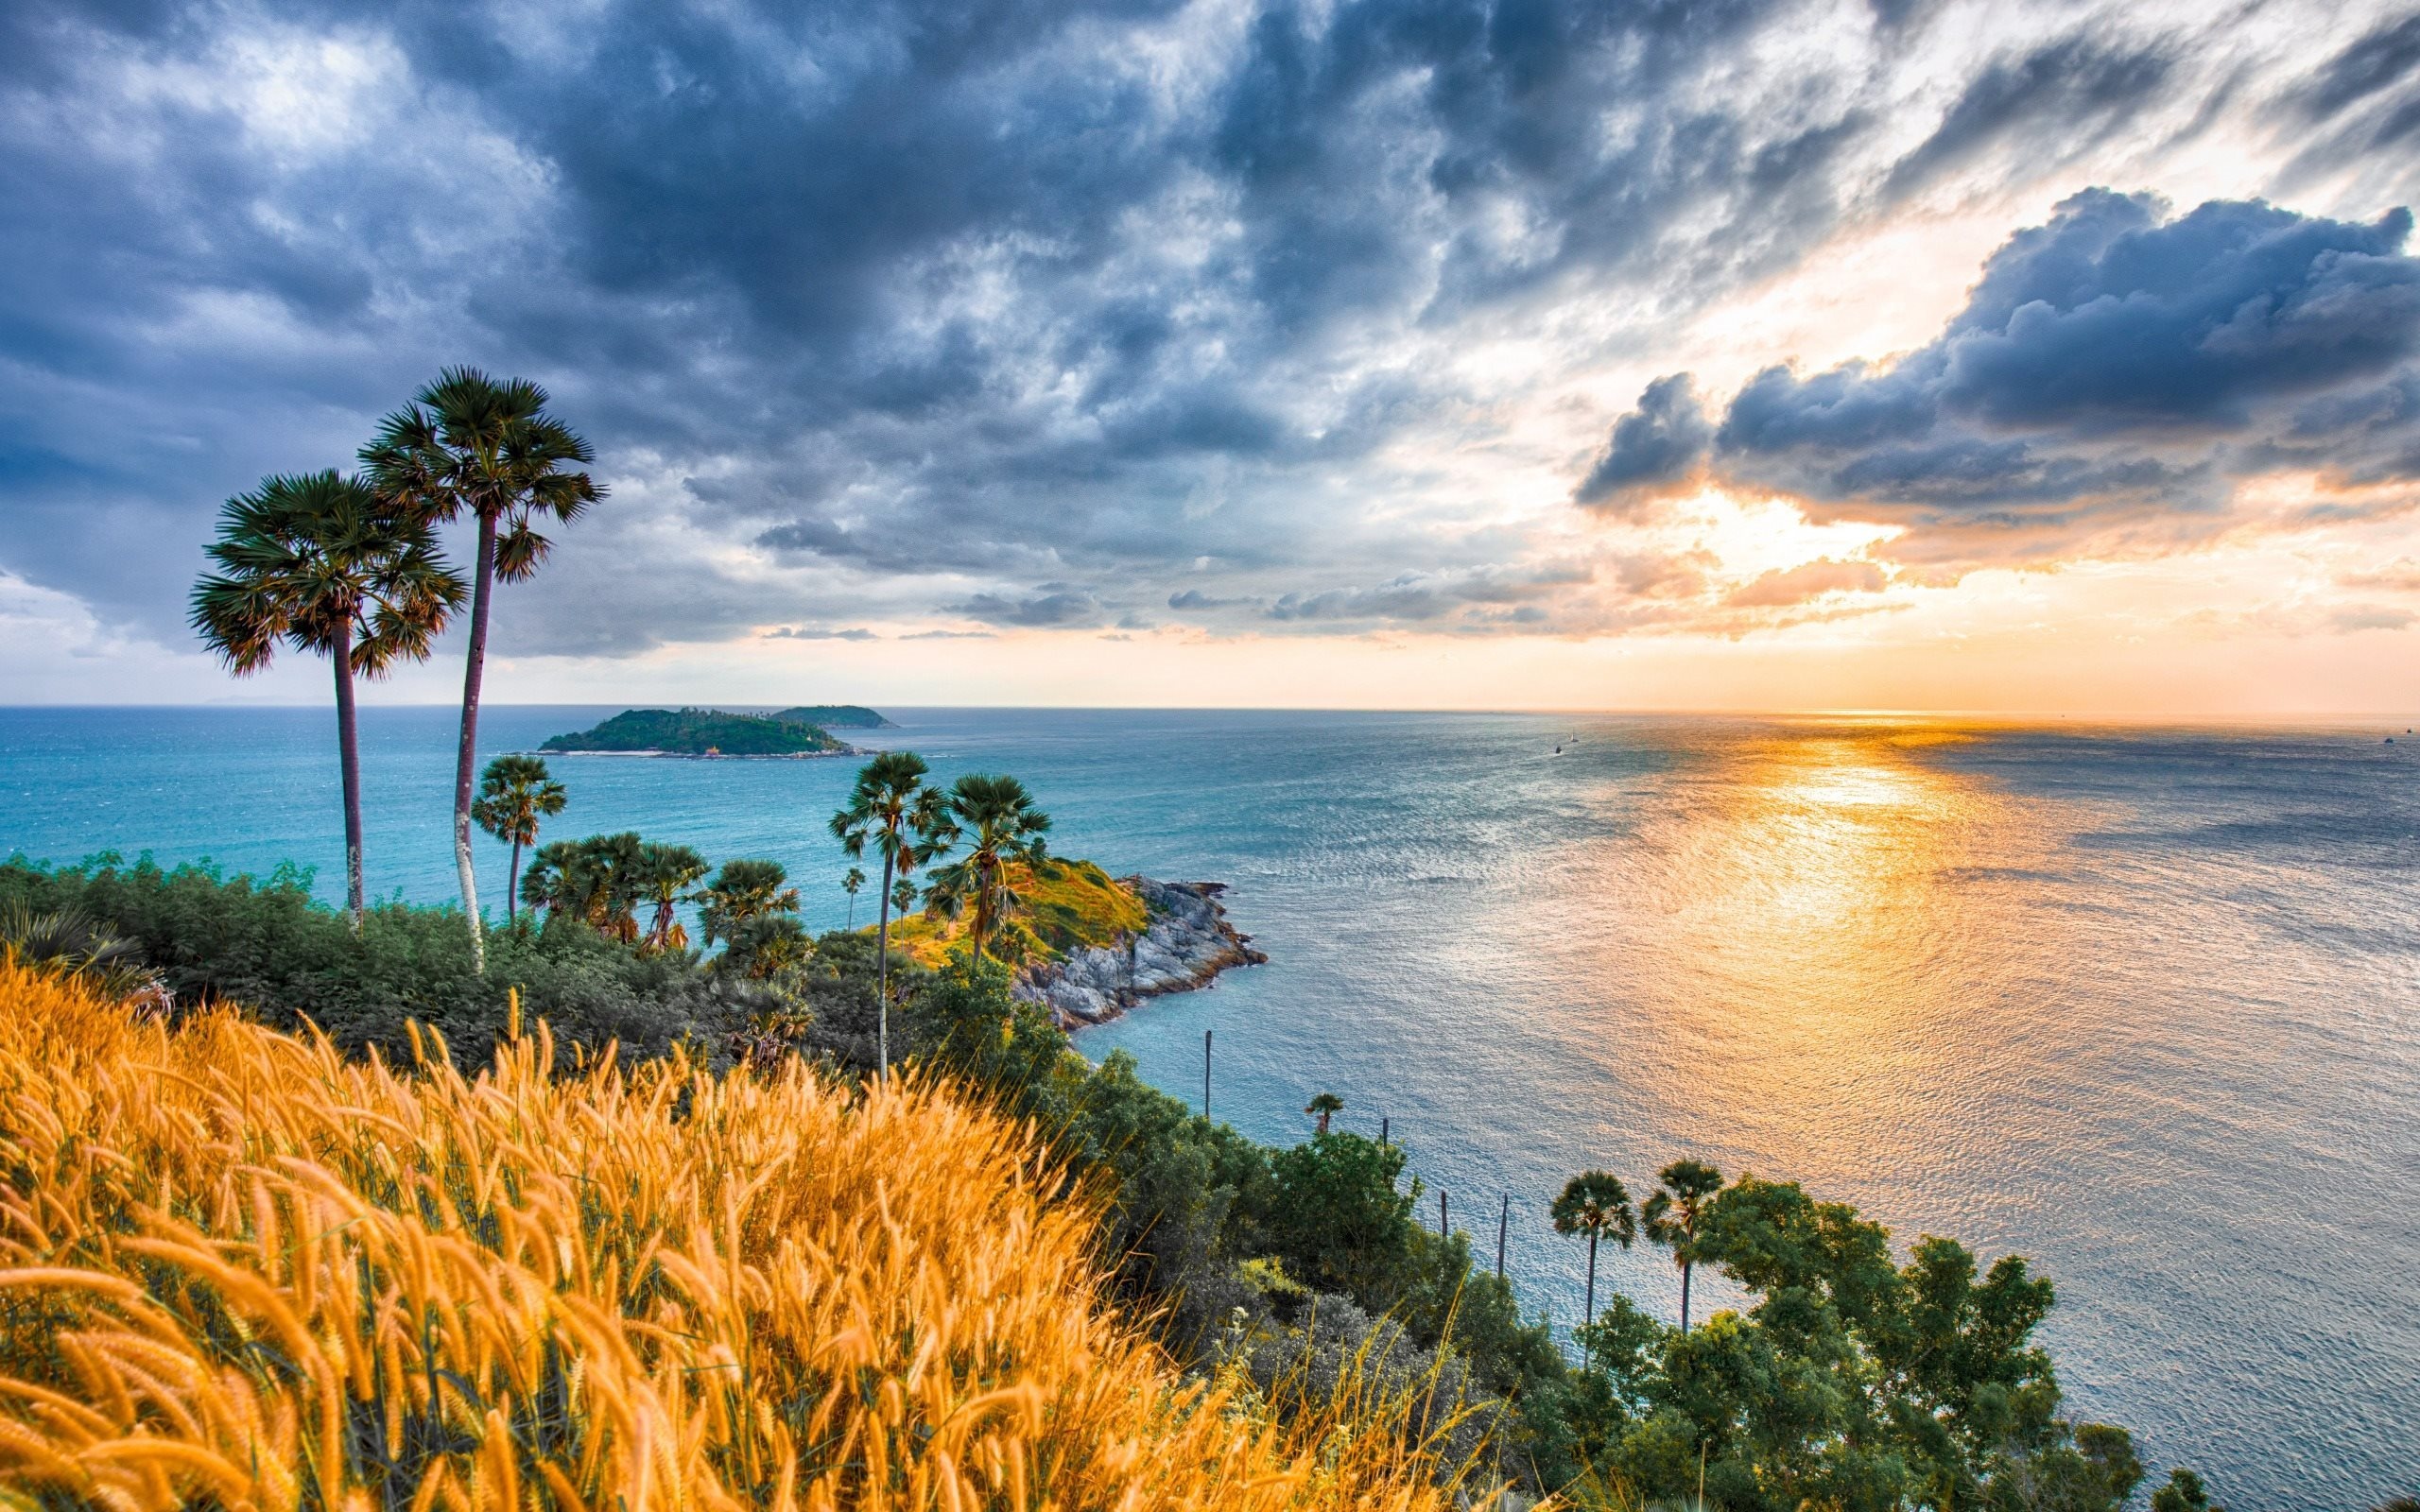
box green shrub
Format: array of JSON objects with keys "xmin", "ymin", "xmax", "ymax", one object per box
[{"xmin": 0, "ymin": 854, "xmax": 762, "ymax": 1066}]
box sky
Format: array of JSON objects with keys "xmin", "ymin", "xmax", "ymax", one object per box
[{"xmin": 4, "ymin": 0, "xmax": 2420, "ymax": 713}]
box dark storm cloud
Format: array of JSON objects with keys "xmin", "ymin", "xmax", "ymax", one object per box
[
  {"xmin": 0, "ymin": 0, "xmax": 2408, "ymax": 658},
  {"xmin": 751, "ymin": 518, "xmax": 960, "ymax": 577},
  {"xmin": 1583, "ymin": 191, "xmax": 2420, "ymax": 560},
  {"xmin": 1576, "ymin": 375, "xmax": 1712, "ymax": 512}
]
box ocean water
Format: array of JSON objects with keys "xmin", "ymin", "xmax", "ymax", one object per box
[{"xmin": 2, "ymin": 704, "xmax": 2414, "ymax": 1509}]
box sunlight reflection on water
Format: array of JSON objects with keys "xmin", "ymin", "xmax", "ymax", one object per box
[{"xmin": 2, "ymin": 706, "xmax": 2414, "ymax": 1508}]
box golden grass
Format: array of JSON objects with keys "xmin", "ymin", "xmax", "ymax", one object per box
[
  {"xmin": 0, "ymin": 959, "xmax": 1480, "ymax": 1511},
  {"xmin": 883, "ymin": 859, "xmax": 1150, "ymax": 971}
]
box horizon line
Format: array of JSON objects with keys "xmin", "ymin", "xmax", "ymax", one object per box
[{"xmin": 3, "ymin": 702, "xmax": 2415, "ymax": 725}]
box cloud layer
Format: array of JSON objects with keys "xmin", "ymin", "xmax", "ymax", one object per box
[
  {"xmin": 1583, "ymin": 189, "xmax": 2420, "ymax": 564},
  {"xmin": 3, "ymin": 0, "xmax": 2418, "ymax": 668}
]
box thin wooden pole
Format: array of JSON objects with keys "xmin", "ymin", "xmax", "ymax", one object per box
[
  {"xmin": 1496, "ymin": 1193, "xmax": 1510, "ymax": 1280},
  {"xmin": 1379, "ymin": 1115, "xmax": 1389, "ymax": 1147},
  {"xmin": 1202, "ymin": 1028, "xmax": 1212, "ymax": 1120},
  {"xmin": 1439, "ymin": 1189, "xmax": 1448, "ymax": 1236}
]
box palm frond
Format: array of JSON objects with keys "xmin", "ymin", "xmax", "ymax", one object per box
[{"xmin": 193, "ymin": 470, "xmax": 463, "ymax": 676}]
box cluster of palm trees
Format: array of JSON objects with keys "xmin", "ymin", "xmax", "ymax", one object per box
[
  {"xmin": 463, "ymin": 747, "xmax": 1059, "ymax": 1072},
  {"xmin": 190, "ymin": 369, "xmax": 598, "ymax": 943},
  {"xmin": 504, "ymin": 830, "xmax": 812, "ymax": 975},
  {"xmin": 829, "ymin": 751, "xmax": 1053, "ymax": 1080},
  {"xmin": 1553, "ymin": 1160, "xmax": 1726, "ymax": 1348},
  {"xmin": 518, "ymin": 834, "xmax": 712, "ymax": 953}
]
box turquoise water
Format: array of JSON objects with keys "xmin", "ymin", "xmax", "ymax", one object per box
[{"xmin": 3, "ymin": 705, "xmax": 2415, "ymax": 1509}]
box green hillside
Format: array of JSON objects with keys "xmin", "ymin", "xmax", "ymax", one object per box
[
  {"xmin": 773, "ymin": 704, "xmax": 892, "ymax": 728},
  {"xmin": 539, "ymin": 708, "xmax": 848, "ymax": 755}
]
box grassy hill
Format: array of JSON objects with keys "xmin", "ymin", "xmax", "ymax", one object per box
[
  {"xmin": 0, "ymin": 958, "xmax": 1472, "ymax": 1509},
  {"xmin": 773, "ymin": 703, "xmax": 892, "ymax": 728},
  {"xmin": 539, "ymin": 706, "xmax": 848, "ymax": 755},
  {"xmin": 882, "ymin": 856, "xmax": 1149, "ymax": 968}
]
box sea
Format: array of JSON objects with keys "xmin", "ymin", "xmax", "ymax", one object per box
[{"xmin": 2, "ymin": 704, "xmax": 2414, "ymax": 1510}]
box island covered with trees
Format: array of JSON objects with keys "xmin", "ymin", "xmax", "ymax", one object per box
[
  {"xmin": 538, "ymin": 706, "xmax": 856, "ymax": 756},
  {"xmin": 775, "ymin": 703, "xmax": 892, "ymax": 728}
]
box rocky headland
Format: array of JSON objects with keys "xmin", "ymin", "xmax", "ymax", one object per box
[{"xmin": 1014, "ymin": 877, "xmax": 1267, "ymax": 1026}]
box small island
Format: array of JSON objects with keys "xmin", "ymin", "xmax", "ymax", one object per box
[
  {"xmin": 539, "ymin": 707, "xmax": 856, "ymax": 757},
  {"xmin": 773, "ymin": 704, "xmax": 893, "ymax": 729}
]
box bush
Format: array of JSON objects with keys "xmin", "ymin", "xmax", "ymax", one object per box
[{"xmin": 0, "ymin": 854, "xmax": 761, "ymax": 1066}]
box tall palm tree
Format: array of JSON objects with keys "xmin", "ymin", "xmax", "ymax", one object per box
[
  {"xmin": 361, "ymin": 369, "xmax": 601, "ymax": 971},
  {"xmin": 1551, "ymin": 1170, "xmax": 1636, "ymax": 1356},
  {"xmin": 191, "ymin": 471, "xmax": 463, "ymax": 928},
  {"xmin": 1642, "ymin": 1159, "xmax": 1725, "ymax": 1331},
  {"xmin": 635, "ymin": 841, "xmax": 709, "ymax": 953},
  {"xmin": 829, "ymin": 751, "xmax": 954, "ymax": 1081},
  {"xmin": 925, "ymin": 773, "xmax": 1051, "ymax": 961},
  {"xmin": 471, "ymin": 754, "xmax": 566, "ymax": 922},
  {"xmin": 842, "ymin": 866, "xmax": 866, "ymax": 929},
  {"xmin": 1306, "ymin": 1091, "xmax": 1344, "ymax": 1135},
  {"xmin": 695, "ymin": 858, "xmax": 800, "ymax": 946}
]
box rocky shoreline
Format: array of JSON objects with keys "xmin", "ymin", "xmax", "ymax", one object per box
[{"xmin": 1014, "ymin": 876, "xmax": 1267, "ymax": 1027}]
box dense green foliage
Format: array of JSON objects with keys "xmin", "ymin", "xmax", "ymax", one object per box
[
  {"xmin": 540, "ymin": 707, "xmax": 847, "ymax": 755},
  {"xmin": 0, "ymin": 853, "xmax": 767, "ymax": 1066},
  {"xmin": 908, "ymin": 956, "xmax": 2212, "ymax": 1511},
  {"xmin": 774, "ymin": 704, "xmax": 891, "ymax": 728}
]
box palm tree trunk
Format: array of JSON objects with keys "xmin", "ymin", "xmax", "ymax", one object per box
[
  {"xmin": 875, "ymin": 850, "xmax": 894, "ymax": 1083},
  {"xmin": 1583, "ymin": 1233, "xmax": 1599, "ymax": 1357},
  {"xmin": 332, "ymin": 624, "xmax": 365, "ymax": 932},
  {"xmin": 507, "ymin": 836, "xmax": 522, "ymax": 923},
  {"xmin": 453, "ymin": 515, "xmax": 497, "ymax": 971},
  {"xmin": 1680, "ymin": 1259, "xmax": 1693, "ymax": 1332}
]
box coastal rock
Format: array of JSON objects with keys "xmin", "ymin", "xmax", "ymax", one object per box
[{"xmin": 1014, "ymin": 877, "xmax": 1267, "ymax": 1027}]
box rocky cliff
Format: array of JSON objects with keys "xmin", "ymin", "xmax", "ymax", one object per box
[{"xmin": 1014, "ymin": 877, "xmax": 1267, "ymax": 1026}]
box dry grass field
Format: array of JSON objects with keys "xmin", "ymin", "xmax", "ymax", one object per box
[{"xmin": 0, "ymin": 958, "xmax": 1484, "ymax": 1511}]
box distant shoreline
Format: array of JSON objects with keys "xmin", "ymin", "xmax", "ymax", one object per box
[{"xmin": 516, "ymin": 747, "xmax": 860, "ymax": 760}]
